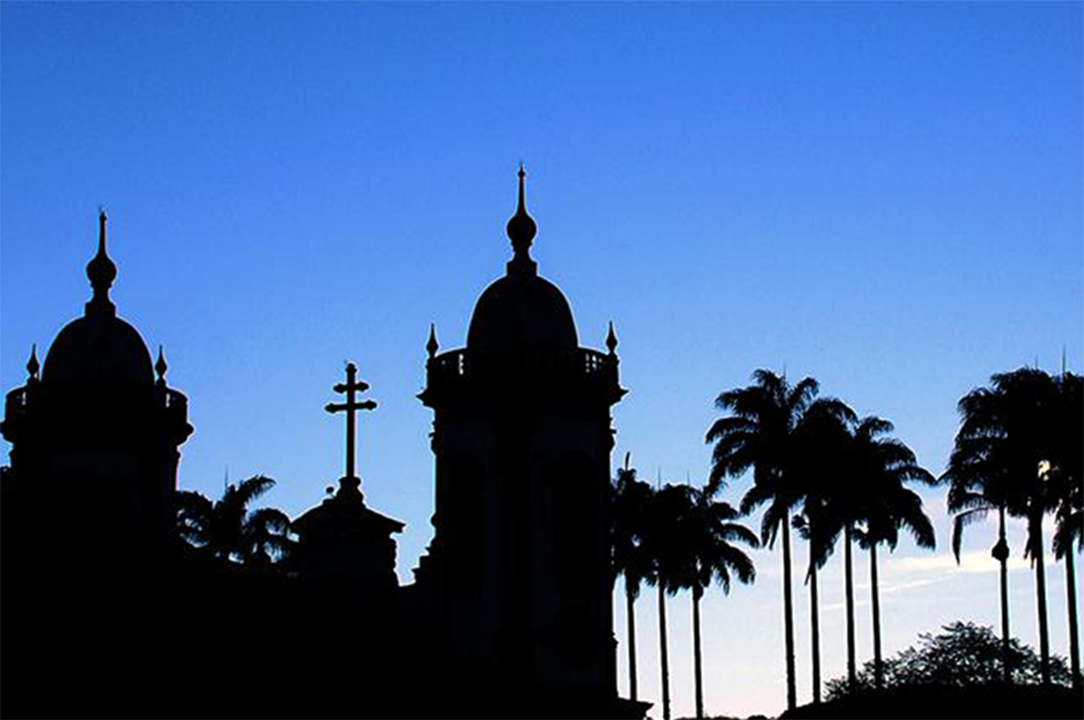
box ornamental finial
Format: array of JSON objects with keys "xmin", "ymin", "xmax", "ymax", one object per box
[
  {"xmin": 506, "ymin": 164, "xmax": 538, "ymax": 274},
  {"xmin": 606, "ymin": 321, "xmax": 619, "ymax": 355},
  {"xmin": 86, "ymin": 209, "xmax": 118, "ymax": 316},
  {"xmin": 27, "ymin": 344, "xmax": 40, "ymax": 380},
  {"xmin": 155, "ymin": 345, "xmax": 168, "ymax": 383},
  {"xmin": 427, "ymin": 324, "xmax": 439, "ymax": 359}
]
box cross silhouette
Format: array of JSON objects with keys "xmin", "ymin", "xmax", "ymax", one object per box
[{"xmin": 325, "ymin": 362, "xmax": 377, "ymax": 483}]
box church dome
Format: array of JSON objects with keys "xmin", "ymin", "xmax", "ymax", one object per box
[
  {"xmin": 466, "ymin": 166, "xmax": 578, "ymax": 352},
  {"xmin": 41, "ymin": 211, "xmax": 155, "ymax": 387},
  {"xmin": 467, "ymin": 274, "xmax": 578, "ymax": 351},
  {"xmin": 43, "ymin": 315, "xmax": 154, "ymax": 387}
]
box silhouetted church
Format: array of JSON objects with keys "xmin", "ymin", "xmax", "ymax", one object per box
[
  {"xmin": 2, "ymin": 172, "xmax": 646, "ymax": 718},
  {"xmin": 2, "ymin": 212, "xmax": 192, "ymax": 558}
]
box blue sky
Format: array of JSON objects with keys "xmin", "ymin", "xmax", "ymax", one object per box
[{"xmin": 2, "ymin": 3, "xmax": 1081, "ymax": 717}]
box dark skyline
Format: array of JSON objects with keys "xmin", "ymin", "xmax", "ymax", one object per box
[{"xmin": 1, "ymin": 4, "xmax": 1081, "ymax": 717}]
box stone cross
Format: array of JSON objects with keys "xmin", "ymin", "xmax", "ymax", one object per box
[{"xmin": 325, "ymin": 362, "xmax": 376, "ymax": 482}]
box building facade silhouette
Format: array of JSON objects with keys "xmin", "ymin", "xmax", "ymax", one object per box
[
  {"xmin": 1, "ymin": 176, "xmax": 645, "ymax": 719},
  {"xmin": 414, "ymin": 167, "xmax": 633, "ymax": 715},
  {"xmin": 2, "ymin": 211, "xmax": 192, "ymax": 559}
]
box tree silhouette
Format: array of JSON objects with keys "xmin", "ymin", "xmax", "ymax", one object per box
[
  {"xmin": 942, "ymin": 388, "xmax": 1016, "ymax": 683},
  {"xmin": 849, "ymin": 416, "xmax": 937, "ymax": 690},
  {"xmin": 642, "ymin": 482, "xmax": 691, "ymax": 720},
  {"xmin": 611, "ymin": 454, "xmax": 655, "ymax": 702},
  {"xmin": 1049, "ymin": 371, "xmax": 1083, "ymax": 689},
  {"xmin": 790, "ymin": 396, "xmax": 857, "ymax": 704},
  {"xmin": 671, "ymin": 485, "xmax": 759, "ymax": 719},
  {"xmin": 945, "ymin": 369, "xmax": 1059, "ymax": 684},
  {"xmin": 824, "ymin": 622, "xmax": 1073, "ymax": 698},
  {"xmin": 175, "ymin": 475, "xmax": 294, "ymax": 568},
  {"xmin": 706, "ymin": 369, "xmax": 829, "ymax": 710}
]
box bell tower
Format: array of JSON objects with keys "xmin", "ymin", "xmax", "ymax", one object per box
[
  {"xmin": 418, "ymin": 168, "xmax": 627, "ymax": 712},
  {"xmin": 1, "ymin": 212, "xmax": 193, "ymax": 559}
]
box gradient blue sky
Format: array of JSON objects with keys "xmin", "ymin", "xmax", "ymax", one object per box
[{"xmin": 2, "ymin": 3, "xmax": 1081, "ymax": 717}]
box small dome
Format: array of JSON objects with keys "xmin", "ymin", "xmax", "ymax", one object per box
[
  {"xmin": 465, "ymin": 166, "xmax": 579, "ymax": 352},
  {"xmin": 467, "ymin": 273, "xmax": 578, "ymax": 351},
  {"xmin": 43, "ymin": 315, "xmax": 154, "ymax": 387},
  {"xmin": 41, "ymin": 211, "xmax": 155, "ymax": 388}
]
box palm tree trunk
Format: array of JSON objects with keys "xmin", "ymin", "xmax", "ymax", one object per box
[
  {"xmin": 1032, "ymin": 511, "xmax": 1051, "ymax": 685},
  {"xmin": 1066, "ymin": 542, "xmax": 1080, "ymax": 690},
  {"xmin": 626, "ymin": 581, "xmax": 638, "ymax": 701},
  {"xmin": 658, "ymin": 583, "xmax": 671, "ymax": 720},
  {"xmin": 870, "ymin": 542, "xmax": 883, "ymax": 690},
  {"xmin": 998, "ymin": 505, "xmax": 1011, "ymax": 685},
  {"xmin": 810, "ymin": 561, "xmax": 821, "ymax": 704},
  {"xmin": 844, "ymin": 522, "xmax": 856, "ymax": 691},
  {"xmin": 782, "ymin": 515, "xmax": 797, "ymax": 710},
  {"xmin": 693, "ymin": 587, "xmax": 704, "ymax": 720}
]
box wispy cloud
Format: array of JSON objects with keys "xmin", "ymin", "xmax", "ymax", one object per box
[
  {"xmin": 823, "ymin": 578, "xmax": 941, "ymax": 612},
  {"xmin": 893, "ymin": 550, "xmax": 1045, "ymax": 575},
  {"xmin": 879, "ymin": 577, "xmax": 942, "ymax": 595}
]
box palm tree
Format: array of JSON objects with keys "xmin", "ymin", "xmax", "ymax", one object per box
[
  {"xmin": 705, "ymin": 369, "xmax": 833, "ymax": 710},
  {"xmin": 674, "ymin": 486, "xmax": 759, "ymax": 719},
  {"xmin": 1050, "ymin": 370, "xmax": 1082, "ymax": 689},
  {"xmin": 1049, "ymin": 459, "xmax": 1081, "ymax": 690},
  {"xmin": 641, "ymin": 482, "xmax": 691, "ymax": 720},
  {"xmin": 790, "ymin": 397, "xmax": 856, "ymax": 703},
  {"xmin": 778, "ymin": 399, "xmax": 864, "ymax": 693},
  {"xmin": 793, "ymin": 500, "xmax": 837, "ymax": 704},
  {"xmin": 942, "ymin": 428, "xmax": 1014, "ymax": 683},
  {"xmin": 849, "ymin": 417, "xmax": 936, "ymax": 690},
  {"xmin": 944, "ymin": 368, "xmax": 1059, "ymax": 684},
  {"xmin": 611, "ymin": 454, "xmax": 655, "ymax": 701},
  {"xmin": 175, "ymin": 474, "xmax": 294, "ymax": 568},
  {"xmin": 243, "ymin": 506, "xmax": 294, "ymax": 569}
]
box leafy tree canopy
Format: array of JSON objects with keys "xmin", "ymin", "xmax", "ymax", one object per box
[{"xmin": 825, "ymin": 622, "xmax": 1074, "ymax": 698}]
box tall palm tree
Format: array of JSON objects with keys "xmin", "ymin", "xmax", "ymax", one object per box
[
  {"xmin": 849, "ymin": 416, "xmax": 936, "ymax": 690},
  {"xmin": 671, "ymin": 486, "xmax": 758, "ymax": 719},
  {"xmin": 943, "ymin": 425, "xmax": 1014, "ymax": 683},
  {"xmin": 790, "ymin": 397, "xmax": 856, "ymax": 703},
  {"xmin": 611, "ymin": 454, "xmax": 655, "ymax": 701},
  {"xmin": 175, "ymin": 474, "xmax": 293, "ymax": 568},
  {"xmin": 1050, "ymin": 370, "xmax": 1082, "ymax": 689},
  {"xmin": 642, "ymin": 483, "xmax": 692, "ymax": 720},
  {"xmin": 786, "ymin": 402, "xmax": 868, "ymax": 693},
  {"xmin": 706, "ymin": 369, "xmax": 833, "ymax": 710},
  {"xmin": 1049, "ymin": 459, "xmax": 1081, "ymax": 690},
  {"xmin": 792, "ymin": 502, "xmax": 832, "ymax": 704},
  {"xmin": 944, "ymin": 368, "xmax": 1059, "ymax": 684}
]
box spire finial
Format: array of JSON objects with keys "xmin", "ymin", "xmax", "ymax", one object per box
[
  {"xmin": 155, "ymin": 345, "xmax": 168, "ymax": 383},
  {"xmin": 517, "ymin": 162, "xmax": 527, "ymax": 211},
  {"xmin": 86, "ymin": 209, "xmax": 117, "ymax": 317},
  {"xmin": 427, "ymin": 324, "xmax": 439, "ymax": 359},
  {"xmin": 27, "ymin": 344, "xmax": 40, "ymax": 380},
  {"xmin": 506, "ymin": 164, "xmax": 538, "ymax": 275},
  {"xmin": 606, "ymin": 321, "xmax": 619, "ymax": 355}
]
